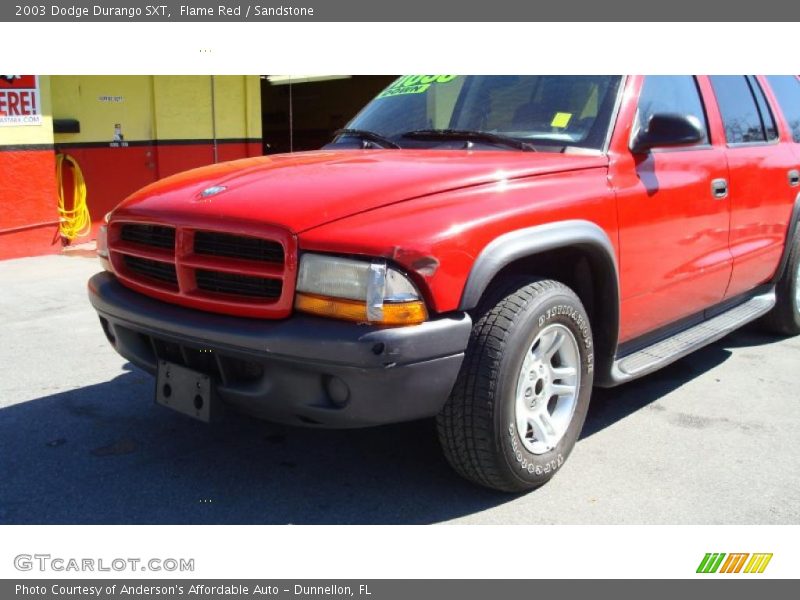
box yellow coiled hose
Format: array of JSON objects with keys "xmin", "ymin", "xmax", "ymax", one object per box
[{"xmin": 56, "ymin": 153, "xmax": 92, "ymax": 241}]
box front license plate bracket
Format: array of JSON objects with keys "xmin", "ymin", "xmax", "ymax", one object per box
[{"xmin": 155, "ymin": 360, "xmax": 214, "ymax": 422}]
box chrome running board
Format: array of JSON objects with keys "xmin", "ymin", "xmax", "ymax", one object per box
[{"xmin": 608, "ymin": 291, "xmax": 776, "ymax": 385}]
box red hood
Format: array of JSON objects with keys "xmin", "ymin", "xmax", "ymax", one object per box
[{"xmin": 112, "ymin": 149, "xmax": 607, "ymax": 233}]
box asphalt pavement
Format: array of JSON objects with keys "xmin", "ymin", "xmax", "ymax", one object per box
[{"xmin": 1, "ymin": 254, "xmax": 798, "ymax": 524}]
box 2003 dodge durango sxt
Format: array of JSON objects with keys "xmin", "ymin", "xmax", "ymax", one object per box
[{"xmin": 88, "ymin": 75, "xmax": 800, "ymax": 492}]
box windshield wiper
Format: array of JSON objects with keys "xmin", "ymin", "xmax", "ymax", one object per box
[
  {"xmin": 334, "ymin": 128, "xmax": 401, "ymax": 149},
  {"xmin": 401, "ymin": 129, "xmax": 536, "ymax": 152}
]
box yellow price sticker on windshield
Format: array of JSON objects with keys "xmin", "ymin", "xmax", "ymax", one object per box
[
  {"xmin": 378, "ymin": 75, "xmax": 458, "ymax": 99},
  {"xmin": 551, "ymin": 112, "xmax": 572, "ymax": 128}
]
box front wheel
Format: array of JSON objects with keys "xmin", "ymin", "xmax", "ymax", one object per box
[{"xmin": 437, "ymin": 278, "xmax": 594, "ymax": 492}]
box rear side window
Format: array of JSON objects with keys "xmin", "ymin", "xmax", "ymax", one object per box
[
  {"xmin": 766, "ymin": 75, "xmax": 800, "ymax": 142},
  {"xmin": 710, "ymin": 75, "xmax": 776, "ymax": 144},
  {"xmin": 748, "ymin": 76, "xmax": 778, "ymax": 141},
  {"xmin": 636, "ymin": 76, "xmax": 709, "ymax": 144}
]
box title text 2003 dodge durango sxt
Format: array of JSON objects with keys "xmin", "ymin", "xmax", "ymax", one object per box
[{"xmin": 88, "ymin": 75, "xmax": 800, "ymax": 492}]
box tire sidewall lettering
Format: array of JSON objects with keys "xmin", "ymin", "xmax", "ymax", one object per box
[
  {"xmin": 537, "ymin": 301, "xmax": 593, "ymax": 372},
  {"xmin": 508, "ymin": 422, "xmax": 565, "ymax": 477}
]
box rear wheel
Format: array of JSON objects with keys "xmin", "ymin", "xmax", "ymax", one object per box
[
  {"xmin": 762, "ymin": 228, "xmax": 800, "ymax": 336},
  {"xmin": 437, "ymin": 278, "xmax": 594, "ymax": 492}
]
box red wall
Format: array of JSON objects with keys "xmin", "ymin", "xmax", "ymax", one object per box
[{"xmin": 0, "ymin": 148, "xmax": 61, "ymax": 260}]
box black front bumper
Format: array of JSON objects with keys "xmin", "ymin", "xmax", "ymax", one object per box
[{"xmin": 88, "ymin": 272, "xmax": 472, "ymax": 428}]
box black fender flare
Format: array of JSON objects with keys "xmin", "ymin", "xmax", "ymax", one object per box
[
  {"xmin": 772, "ymin": 192, "xmax": 800, "ymax": 284},
  {"xmin": 458, "ymin": 219, "xmax": 621, "ymax": 382}
]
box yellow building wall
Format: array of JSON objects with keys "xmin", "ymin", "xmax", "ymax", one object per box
[
  {"xmin": 51, "ymin": 75, "xmax": 155, "ymax": 144},
  {"xmin": 152, "ymin": 76, "xmax": 213, "ymax": 140},
  {"xmin": 51, "ymin": 75, "xmax": 262, "ymax": 143},
  {"xmin": 245, "ymin": 76, "xmax": 262, "ymax": 139}
]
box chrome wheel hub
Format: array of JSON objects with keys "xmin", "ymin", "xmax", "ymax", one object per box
[{"xmin": 514, "ymin": 323, "xmax": 581, "ymax": 455}]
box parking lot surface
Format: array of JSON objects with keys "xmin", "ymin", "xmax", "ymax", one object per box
[{"xmin": 1, "ymin": 254, "xmax": 798, "ymax": 524}]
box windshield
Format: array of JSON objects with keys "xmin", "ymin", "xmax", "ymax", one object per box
[{"xmin": 337, "ymin": 75, "xmax": 623, "ymax": 152}]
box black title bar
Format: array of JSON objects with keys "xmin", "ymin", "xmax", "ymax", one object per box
[
  {"xmin": 4, "ymin": 0, "xmax": 800, "ymax": 21},
  {"xmin": 3, "ymin": 579, "xmax": 797, "ymax": 600}
]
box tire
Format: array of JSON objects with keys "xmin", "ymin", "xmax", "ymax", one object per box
[
  {"xmin": 437, "ymin": 278, "xmax": 594, "ymax": 493},
  {"xmin": 762, "ymin": 227, "xmax": 800, "ymax": 336}
]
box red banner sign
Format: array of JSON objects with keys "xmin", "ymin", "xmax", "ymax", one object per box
[{"xmin": 0, "ymin": 75, "xmax": 42, "ymax": 126}]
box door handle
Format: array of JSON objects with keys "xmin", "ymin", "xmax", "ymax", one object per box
[
  {"xmin": 789, "ymin": 169, "xmax": 800, "ymax": 187},
  {"xmin": 711, "ymin": 178, "xmax": 728, "ymax": 199}
]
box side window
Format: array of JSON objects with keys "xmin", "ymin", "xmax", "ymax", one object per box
[
  {"xmin": 709, "ymin": 75, "xmax": 774, "ymax": 144},
  {"xmin": 747, "ymin": 76, "xmax": 778, "ymax": 141},
  {"xmin": 636, "ymin": 76, "xmax": 709, "ymax": 145},
  {"xmin": 766, "ymin": 75, "xmax": 800, "ymax": 143}
]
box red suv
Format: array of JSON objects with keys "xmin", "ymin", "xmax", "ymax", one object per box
[{"xmin": 88, "ymin": 76, "xmax": 800, "ymax": 492}]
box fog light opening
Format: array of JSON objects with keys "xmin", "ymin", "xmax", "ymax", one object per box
[{"xmin": 325, "ymin": 375, "xmax": 350, "ymax": 407}]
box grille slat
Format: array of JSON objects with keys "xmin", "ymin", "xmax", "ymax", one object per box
[
  {"xmin": 195, "ymin": 269, "xmax": 282, "ymax": 299},
  {"xmin": 120, "ymin": 224, "xmax": 176, "ymax": 250},
  {"xmin": 123, "ymin": 255, "xmax": 178, "ymax": 286},
  {"xmin": 194, "ymin": 231, "xmax": 284, "ymax": 263}
]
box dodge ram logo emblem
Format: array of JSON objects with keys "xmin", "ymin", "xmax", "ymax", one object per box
[{"xmin": 199, "ymin": 185, "xmax": 226, "ymax": 199}]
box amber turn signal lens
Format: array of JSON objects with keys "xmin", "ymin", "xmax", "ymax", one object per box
[{"xmin": 295, "ymin": 293, "xmax": 427, "ymax": 326}]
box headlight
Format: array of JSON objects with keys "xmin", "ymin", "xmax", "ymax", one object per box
[
  {"xmin": 295, "ymin": 254, "xmax": 427, "ymax": 326},
  {"xmin": 97, "ymin": 212, "xmax": 111, "ymax": 268}
]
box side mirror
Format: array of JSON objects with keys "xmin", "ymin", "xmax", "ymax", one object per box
[{"xmin": 630, "ymin": 113, "xmax": 705, "ymax": 154}]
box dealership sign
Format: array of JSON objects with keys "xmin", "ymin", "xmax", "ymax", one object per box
[{"xmin": 0, "ymin": 75, "xmax": 42, "ymax": 126}]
